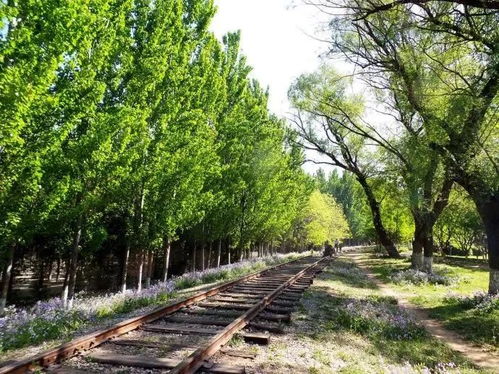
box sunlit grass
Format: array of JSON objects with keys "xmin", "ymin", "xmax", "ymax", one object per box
[
  {"xmin": 293, "ymin": 259, "xmax": 487, "ymax": 373},
  {"xmin": 355, "ymin": 249, "xmax": 497, "ymax": 349},
  {"xmin": 0, "ymin": 252, "xmax": 307, "ymax": 359}
]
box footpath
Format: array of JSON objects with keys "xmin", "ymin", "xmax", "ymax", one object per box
[{"xmin": 343, "ymin": 250, "xmax": 499, "ymax": 372}]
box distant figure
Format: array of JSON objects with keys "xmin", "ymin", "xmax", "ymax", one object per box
[
  {"xmin": 324, "ymin": 241, "xmax": 333, "ymax": 257},
  {"xmin": 334, "ymin": 239, "xmax": 341, "ymax": 253}
]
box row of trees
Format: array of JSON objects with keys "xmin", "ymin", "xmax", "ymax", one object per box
[
  {"xmin": 0, "ymin": 0, "xmax": 324, "ymax": 313},
  {"xmin": 293, "ymin": 0, "xmax": 498, "ymax": 292},
  {"xmin": 317, "ymin": 169, "xmax": 485, "ymax": 257}
]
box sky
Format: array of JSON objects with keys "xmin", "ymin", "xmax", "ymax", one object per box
[{"xmin": 210, "ymin": 0, "xmax": 329, "ymax": 118}]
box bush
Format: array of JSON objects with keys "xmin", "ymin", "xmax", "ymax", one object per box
[
  {"xmin": 328, "ymin": 296, "xmax": 426, "ymax": 340},
  {"xmin": 390, "ymin": 269, "xmax": 458, "ymax": 286},
  {"xmin": 445, "ymin": 291, "xmax": 499, "ymax": 314}
]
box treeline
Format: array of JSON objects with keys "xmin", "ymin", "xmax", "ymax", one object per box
[
  {"xmin": 317, "ymin": 170, "xmax": 486, "ymax": 257},
  {"xmin": 291, "ymin": 1, "xmax": 498, "ymax": 292},
  {"xmin": 0, "ymin": 0, "xmax": 313, "ymax": 312}
]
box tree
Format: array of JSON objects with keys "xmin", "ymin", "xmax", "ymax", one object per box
[
  {"xmin": 289, "ymin": 67, "xmax": 401, "ymax": 258},
  {"xmin": 435, "ymin": 186, "xmax": 486, "ymax": 257},
  {"xmin": 316, "ymin": 0, "xmax": 498, "ymax": 291},
  {"xmin": 302, "ymin": 190, "xmax": 350, "ymax": 245}
]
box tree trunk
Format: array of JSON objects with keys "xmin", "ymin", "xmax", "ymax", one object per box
[
  {"xmin": 207, "ymin": 241, "xmax": 212, "ymax": 269},
  {"xmin": 162, "ymin": 237, "xmax": 171, "ymax": 282},
  {"xmin": 192, "ymin": 242, "xmax": 197, "ymax": 272},
  {"xmin": 0, "ymin": 244, "xmax": 15, "ymax": 315},
  {"xmin": 201, "ymin": 242, "xmax": 205, "ymax": 271},
  {"xmin": 61, "ymin": 258, "xmax": 70, "ymax": 304},
  {"xmin": 37, "ymin": 253, "xmax": 45, "ymax": 294},
  {"xmin": 120, "ymin": 241, "xmax": 130, "ymax": 293},
  {"xmin": 412, "ymin": 220, "xmax": 424, "ymax": 270},
  {"xmin": 357, "ymin": 175, "xmax": 400, "ymax": 258},
  {"xmin": 217, "ymin": 239, "xmax": 222, "ymax": 268},
  {"xmin": 475, "ymin": 195, "xmax": 499, "ymax": 294},
  {"xmin": 56, "ymin": 257, "xmax": 61, "ymax": 282},
  {"xmin": 144, "ymin": 251, "xmax": 152, "ymax": 288},
  {"xmin": 227, "ymin": 245, "xmax": 231, "ymax": 265},
  {"xmin": 66, "ymin": 216, "xmax": 83, "ymax": 309},
  {"xmin": 423, "ymin": 226, "xmax": 434, "ymax": 274},
  {"xmin": 137, "ymin": 250, "xmax": 144, "ymax": 292}
]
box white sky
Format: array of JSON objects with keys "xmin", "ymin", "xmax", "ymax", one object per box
[
  {"xmin": 210, "ymin": 0, "xmax": 329, "ymax": 118},
  {"xmin": 211, "ymin": 0, "xmax": 338, "ymax": 174}
]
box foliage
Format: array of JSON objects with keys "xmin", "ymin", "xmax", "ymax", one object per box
[
  {"xmin": 435, "ymin": 187, "xmax": 486, "ymax": 256},
  {"xmin": 316, "ymin": 169, "xmax": 413, "ymax": 243},
  {"xmin": 0, "ymin": 0, "xmax": 317, "ymax": 312},
  {"xmin": 301, "ymin": 190, "xmax": 350, "ymax": 245},
  {"xmin": 310, "ymin": 0, "xmax": 498, "ymax": 288}
]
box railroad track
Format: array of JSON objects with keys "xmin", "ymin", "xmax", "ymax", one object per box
[{"xmin": 0, "ymin": 256, "xmax": 329, "ymax": 374}]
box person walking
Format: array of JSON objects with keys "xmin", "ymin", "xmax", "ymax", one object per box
[{"xmin": 334, "ymin": 239, "xmax": 340, "ymax": 254}]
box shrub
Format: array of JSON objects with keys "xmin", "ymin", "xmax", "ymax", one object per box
[
  {"xmin": 445, "ymin": 291, "xmax": 499, "ymax": 314},
  {"xmin": 330, "ymin": 297, "xmax": 426, "ymax": 340},
  {"xmin": 390, "ymin": 269, "xmax": 458, "ymax": 286}
]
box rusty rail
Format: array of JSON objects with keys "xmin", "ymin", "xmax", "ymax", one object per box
[
  {"xmin": 0, "ymin": 256, "xmax": 309, "ymax": 374},
  {"xmin": 170, "ymin": 257, "xmax": 326, "ymax": 374}
]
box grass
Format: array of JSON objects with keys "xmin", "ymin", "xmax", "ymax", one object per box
[
  {"xmin": 248, "ymin": 257, "xmax": 487, "ymax": 373},
  {"xmin": 0, "ymin": 252, "xmax": 307, "ymax": 361},
  {"xmin": 355, "ymin": 248, "xmax": 498, "ymax": 349}
]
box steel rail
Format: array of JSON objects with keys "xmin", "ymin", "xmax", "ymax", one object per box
[
  {"xmin": 0, "ymin": 256, "xmax": 310, "ymax": 374},
  {"xmin": 170, "ymin": 257, "xmax": 326, "ymax": 374}
]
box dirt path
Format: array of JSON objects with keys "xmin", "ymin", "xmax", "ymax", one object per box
[{"xmin": 343, "ymin": 250, "xmax": 499, "ymax": 372}]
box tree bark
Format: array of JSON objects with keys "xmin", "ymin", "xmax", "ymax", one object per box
[
  {"xmin": 162, "ymin": 237, "xmax": 171, "ymax": 282},
  {"xmin": 0, "ymin": 244, "xmax": 15, "ymax": 315},
  {"xmin": 137, "ymin": 250, "xmax": 144, "ymax": 292},
  {"xmin": 475, "ymin": 195, "xmax": 499, "ymax": 294},
  {"xmin": 120, "ymin": 241, "xmax": 130, "ymax": 293},
  {"xmin": 207, "ymin": 241, "xmax": 212, "ymax": 269},
  {"xmin": 37, "ymin": 253, "xmax": 45, "ymax": 294},
  {"xmin": 61, "ymin": 258, "xmax": 70, "ymax": 304},
  {"xmin": 56, "ymin": 257, "xmax": 61, "ymax": 282},
  {"xmin": 201, "ymin": 242, "xmax": 205, "ymax": 271},
  {"xmin": 66, "ymin": 216, "xmax": 83, "ymax": 309},
  {"xmin": 192, "ymin": 241, "xmax": 197, "ymax": 272},
  {"xmin": 357, "ymin": 175, "xmax": 400, "ymax": 258},
  {"xmin": 145, "ymin": 251, "xmax": 153, "ymax": 288},
  {"xmin": 217, "ymin": 239, "xmax": 222, "ymax": 268},
  {"xmin": 423, "ymin": 226, "xmax": 434, "ymax": 274},
  {"xmin": 412, "ymin": 219, "xmax": 424, "ymax": 270},
  {"xmin": 48, "ymin": 260, "xmax": 54, "ymax": 282}
]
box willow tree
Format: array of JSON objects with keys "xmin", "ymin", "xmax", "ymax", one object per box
[
  {"xmin": 316, "ymin": 0, "xmax": 498, "ymax": 291},
  {"xmin": 289, "ymin": 68, "xmax": 401, "ymax": 258}
]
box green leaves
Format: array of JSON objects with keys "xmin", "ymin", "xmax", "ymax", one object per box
[{"xmin": 0, "ymin": 0, "xmax": 314, "ymax": 275}]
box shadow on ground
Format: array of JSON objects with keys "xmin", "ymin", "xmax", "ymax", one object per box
[{"xmin": 291, "ymin": 258, "xmax": 484, "ymax": 372}]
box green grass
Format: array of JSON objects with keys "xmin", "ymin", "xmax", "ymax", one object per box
[
  {"xmin": 0, "ymin": 253, "xmax": 308, "ymax": 361},
  {"xmin": 355, "ymin": 249, "xmax": 498, "ymax": 349},
  {"xmin": 282, "ymin": 258, "xmax": 487, "ymax": 373}
]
